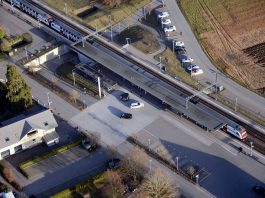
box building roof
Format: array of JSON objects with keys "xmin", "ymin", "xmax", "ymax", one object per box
[{"xmin": 0, "ymin": 109, "xmax": 58, "ymax": 150}]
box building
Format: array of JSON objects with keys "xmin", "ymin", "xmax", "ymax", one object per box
[{"xmin": 0, "ymin": 109, "xmax": 59, "ymax": 160}]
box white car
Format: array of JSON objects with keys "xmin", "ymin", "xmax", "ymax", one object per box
[
  {"xmin": 175, "ymin": 41, "xmax": 184, "ymax": 47},
  {"xmin": 187, "ymin": 64, "xmax": 200, "ymax": 71},
  {"xmin": 158, "ymin": 12, "xmax": 169, "ymax": 18},
  {"xmin": 164, "ymin": 26, "xmax": 176, "ymax": 33},
  {"xmin": 181, "ymin": 57, "xmax": 194, "ymax": 63},
  {"xmin": 161, "ymin": 18, "xmax": 171, "ymax": 25},
  {"xmin": 191, "ymin": 68, "xmax": 204, "ymax": 76},
  {"xmin": 130, "ymin": 102, "xmax": 144, "ymax": 109}
]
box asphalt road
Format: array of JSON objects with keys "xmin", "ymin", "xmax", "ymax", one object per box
[{"xmin": 163, "ymin": 0, "xmax": 265, "ymax": 117}]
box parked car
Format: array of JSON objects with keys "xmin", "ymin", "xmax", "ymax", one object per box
[
  {"xmin": 120, "ymin": 113, "xmax": 132, "ymax": 119},
  {"xmin": 191, "ymin": 68, "xmax": 204, "ymax": 76},
  {"xmin": 164, "ymin": 25, "xmax": 176, "ymax": 33},
  {"xmin": 120, "ymin": 92, "xmax": 129, "ymax": 101},
  {"xmin": 161, "ymin": 18, "xmax": 171, "ymax": 25},
  {"xmin": 175, "ymin": 46, "xmax": 186, "ymax": 55},
  {"xmin": 81, "ymin": 139, "xmax": 97, "ymax": 151},
  {"xmin": 107, "ymin": 158, "xmax": 121, "ymax": 169},
  {"xmin": 187, "ymin": 64, "xmax": 200, "ymax": 71},
  {"xmin": 158, "ymin": 11, "xmax": 169, "ymax": 18},
  {"xmin": 253, "ymin": 186, "xmax": 265, "ymax": 196},
  {"xmin": 175, "ymin": 41, "xmax": 184, "ymax": 47},
  {"xmin": 130, "ymin": 102, "xmax": 144, "ymax": 109},
  {"xmin": 181, "ymin": 57, "xmax": 194, "ymax": 63}
]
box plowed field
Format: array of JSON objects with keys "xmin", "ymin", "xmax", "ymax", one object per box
[{"xmin": 179, "ymin": 0, "xmax": 265, "ymax": 91}]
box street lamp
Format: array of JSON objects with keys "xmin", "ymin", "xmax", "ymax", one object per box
[
  {"xmin": 148, "ymin": 138, "xmax": 151, "ymax": 150},
  {"xmin": 109, "ymin": 15, "xmax": 113, "ymax": 41},
  {"xmin": 172, "ymin": 40, "xmax": 175, "ymax": 53},
  {"xmin": 159, "ymin": 56, "xmax": 162, "ymax": 69},
  {"xmin": 24, "ymin": 47, "xmax": 28, "ymax": 60},
  {"xmin": 47, "ymin": 92, "xmax": 52, "ymax": 109},
  {"xmin": 195, "ymin": 174, "xmax": 199, "ymax": 185},
  {"xmin": 126, "ymin": 37, "xmax": 131, "ymax": 45},
  {"xmin": 72, "ymin": 70, "xmax": 76, "ymax": 86}
]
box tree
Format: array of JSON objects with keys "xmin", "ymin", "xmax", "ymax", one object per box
[
  {"xmin": 5, "ymin": 64, "xmax": 32, "ymax": 112},
  {"xmin": 120, "ymin": 147, "xmax": 148, "ymax": 182},
  {"xmin": 107, "ymin": 145, "xmax": 118, "ymax": 162},
  {"xmin": 104, "ymin": 169, "xmax": 126, "ymax": 197},
  {"xmin": 71, "ymin": 89, "xmax": 79, "ymax": 103},
  {"xmin": 22, "ymin": 33, "xmax": 33, "ymax": 43},
  {"xmin": 142, "ymin": 168, "xmax": 180, "ymax": 198},
  {"xmin": 0, "ymin": 39, "xmax": 11, "ymax": 52},
  {"xmin": 0, "ymin": 27, "xmax": 6, "ymax": 41},
  {"xmin": 51, "ymin": 76, "xmax": 58, "ymax": 88},
  {"xmin": 187, "ymin": 165, "xmax": 196, "ymax": 179}
]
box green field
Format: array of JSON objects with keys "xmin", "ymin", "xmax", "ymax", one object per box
[{"xmin": 44, "ymin": 0, "xmax": 150, "ymax": 29}]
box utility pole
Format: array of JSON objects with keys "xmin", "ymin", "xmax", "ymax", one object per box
[
  {"xmin": 143, "ymin": 6, "xmax": 146, "ymax": 20},
  {"xmin": 235, "ymin": 97, "xmax": 238, "ymax": 112},
  {"xmin": 47, "ymin": 92, "xmax": 52, "ymax": 109},
  {"xmin": 176, "ymin": 156, "xmax": 179, "ymax": 170},
  {"xmin": 148, "ymin": 138, "xmax": 151, "ymax": 151},
  {"xmin": 72, "ymin": 70, "xmax": 76, "ymax": 86},
  {"xmin": 172, "ymin": 40, "xmax": 175, "ymax": 53},
  {"xmin": 64, "ymin": 3, "xmax": 68, "ymax": 15},
  {"xmin": 109, "ymin": 15, "xmax": 113, "ymax": 41},
  {"xmin": 24, "ymin": 47, "xmax": 28, "ymax": 60},
  {"xmin": 195, "ymin": 174, "xmax": 199, "ymax": 185},
  {"xmin": 149, "ymin": 159, "xmax": 152, "ymax": 172},
  {"xmin": 159, "ymin": 56, "xmax": 162, "ymax": 69},
  {"xmin": 126, "ymin": 37, "xmax": 130, "ymax": 46},
  {"xmin": 250, "ymin": 141, "xmax": 254, "ymax": 156},
  {"xmin": 98, "ymin": 76, "xmax": 102, "ymax": 99}
]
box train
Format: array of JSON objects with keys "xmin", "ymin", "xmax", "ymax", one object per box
[
  {"xmin": 222, "ymin": 124, "xmax": 248, "ymax": 140},
  {"xmin": 4, "ymin": 0, "xmax": 82, "ymax": 42}
]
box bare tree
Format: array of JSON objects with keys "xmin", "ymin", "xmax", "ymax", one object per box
[
  {"xmin": 51, "ymin": 76, "xmax": 58, "ymax": 88},
  {"xmin": 27, "ymin": 63, "xmax": 39, "ymax": 75},
  {"xmin": 120, "ymin": 147, "xmax": 148, "ymax": 182},
  {"xmin": 71, "ymin": 89, "xmax": 80, "ymax": 103},
  {"xmin": 107, "ymin": 145, "xmax": 118, "ymax": 162},
  {"xmin": 142, "ymin": 168, "xmax": 180, "ymax": 198},
  {"xmin": 104, "ymin": 169, "xmax": 126, "ymax": 197}
]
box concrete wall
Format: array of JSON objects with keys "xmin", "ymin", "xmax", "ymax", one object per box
[{"xmin": 24, "ymin": 45, "xmax": 70, "ymax": 68}]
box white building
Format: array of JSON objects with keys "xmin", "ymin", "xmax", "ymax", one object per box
[{"xmin": 0, "ymin": 109, "xmax": 59, "ymax": 160}]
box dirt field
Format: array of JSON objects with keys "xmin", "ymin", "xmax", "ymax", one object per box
[{"xmin": 179, "ymin": 0, "xmax": 265, "ymax": 93}]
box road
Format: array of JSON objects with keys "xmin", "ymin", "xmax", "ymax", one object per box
[{"xmin": 163, "ymin": 0, "xmax": 265, "ymax": 118}]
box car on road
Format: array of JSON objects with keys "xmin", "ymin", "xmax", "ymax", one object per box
[
  {"xmin": 158, "ymin": 12, "xmax": 169, "ymax": 18},
  {"xmin": 164, "ymin": 25, "xmax": 176, "ymax": 33},
  {"xmin": 120, "ymin": 113, "xmax": 132, "ymax": 119},
  {"xmin": 175, "ymin": 41, "xmax": 185, "ymax": 47},
  {"xmin": 107, "ymin": 158, "xmax": 121, "ymax": 169},
  {"xmin": 161, "ymin": 18, "xmax": 171, "ymax": 25},
  {"xmin": 187, "ymin": 64, "xmax": 200, "ymax": 71},
  {"xmin": 253, "ymin": 186, "xmax": 265, "ymax": 196},
  {"xmin": 181, "ymin": 57, "xmax": 194, "ymax": 63},
  {"xmin": 130, "ymin": 102, "xmax": 144, "ymax": 109},
  {"xmin": 120, "ymin": 93, "xmax": 129, "ymax": 101},
  {"xmin": 81, "ymin": 139, "xmax": 97, "ymax": 152}
]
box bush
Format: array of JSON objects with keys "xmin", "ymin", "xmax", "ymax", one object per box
[
  {"xmin": 0, "ymin": 39, "xmax": 11, "ymax": 52},
  {"xmin": 0, "ymin": 182, "xmax": 8, "ymax": 193},
  {"xmin": 0, "ymin": 27, "xmax": 5, "ymax": 41},
  {"xmin": 2, "ymin": 167, "xmax": 14, "ymax": 183},
  {"xmin": 22, "ymin": 33, "xmax": 33, "ymax": 43}
]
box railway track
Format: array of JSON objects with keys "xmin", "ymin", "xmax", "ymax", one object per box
[{"xmin": 26, "ymin": 0, "xmax": 265, "ymax": 155}]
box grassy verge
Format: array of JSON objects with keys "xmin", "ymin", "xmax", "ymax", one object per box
[
  {"xmin": 56, "ymin": 62, "xmax": 99, "ymax": 97},
  {"xmin": 154, "ymin": 48, "xmax": 200, "ymax": 89},
  {"xmin": 52, "ymin": 172, "xmax": 107, "ymax": 198},
  {"xmin": 19, "ymin": 140, "xmax": 81, "ymax": 171},
  {"xmin": 116, "ymin": 25, "xmax": 160, "ymax": 54},
  {"xmin": 44, "ymin": 0, "xmax": 149, "ymax": 29}
]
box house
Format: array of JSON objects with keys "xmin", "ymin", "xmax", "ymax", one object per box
[{"xmin": 0, "ymin": 109, "xmax": 59, "ymax": 160}]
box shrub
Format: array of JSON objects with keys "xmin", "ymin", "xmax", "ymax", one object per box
[
  {"xmin": 2, "ymin": 167, "xmax": 14, "ymax": 183},
  {"xmin": 0, "ymin": 27, "xmax": 5, "ymax": 41},
  {"xmin": 0, "ymin": 39, "xmax": 11, "ymax": 52},
  {"xmin": 0, "ymin": 182, "xmax": 8, "ymax": 193},
  {"xmin": 22, "ymin": 33, "xmax": 33, "ymax": 43}
]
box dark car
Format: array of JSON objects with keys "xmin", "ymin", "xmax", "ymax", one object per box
[
  {"xmin": 120, "ymin": 93, "xmax": 129, "ymax": 101},
  {"xmin": 175, "ymin": 46, "xmax": 186, "ymax": 55},
  {"xmin": 253, "ymin": 186, "xmax": 265, "ymax": 196},
  {"xmin": 107, "ymin": 158, "xmax": 121, "ymax": 169},
  {"xmin": 120, "ymin": 113, "xmax": 132, "ymax": 119}
]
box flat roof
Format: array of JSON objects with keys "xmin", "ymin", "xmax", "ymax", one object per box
[{"xmin": 72, "ymin": 43, "xmax": 223, "ymax": 131}]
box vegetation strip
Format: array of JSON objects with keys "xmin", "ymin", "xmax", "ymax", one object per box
[{"xmin": 19, "ymin": 140, "xmax": 81, "ymax": 169}]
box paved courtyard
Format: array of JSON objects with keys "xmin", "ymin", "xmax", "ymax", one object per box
[{"xmin": 71, "ymin": 89, "xmax": 162, "ymax": 145}]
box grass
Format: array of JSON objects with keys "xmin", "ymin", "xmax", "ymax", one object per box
[
  {"xmin": 56, "ymin": 62, "xmax": 99, "ymax": 97},
  {"xmin": 52, "ymin": 172, "xmax": 107, "ymax": 198},
  {"xmin": 19, "ymin": 139, "xmax": 81, "ymax": 171},
  {"xmin": 154, "ymin": 48, "xmax": 200, "ymax": 89},
  {"xmin": 44, "ymin": 0, "xmax": 150, "ymax": 29},
  {"xmin": 116, "ymin": 25, "xmax": 160, "ymax": 54}
]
